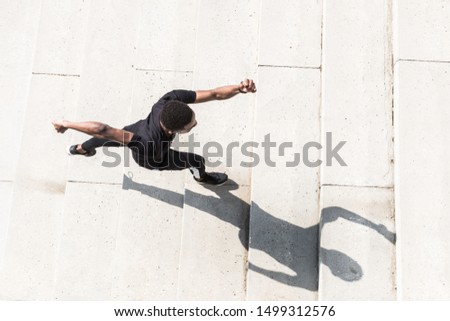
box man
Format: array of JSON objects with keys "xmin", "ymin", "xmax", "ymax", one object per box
[{"xmin": 52, "ymin": 78, "xmax": 257, "ymax": 185}]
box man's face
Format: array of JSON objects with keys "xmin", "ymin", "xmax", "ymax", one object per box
[{"xmin": 178, "ymin": 111, "xmax": 197, "ymax": 134}]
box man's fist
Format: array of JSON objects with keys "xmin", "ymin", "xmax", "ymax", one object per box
[
  {"xmin": 52, "ymin": 119, "xmax": 68, "ymax": 133},
  {"xmin": 239, "ymin": 79, "xmax": 257, "ymax": 94}
]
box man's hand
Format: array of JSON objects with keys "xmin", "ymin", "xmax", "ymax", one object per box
[
  {"xmin": 194, "ymin": 78, "xmax": 257, "ymax": 103},
  {"xmin": 239, "ymin": 79, "xmax": 257, "ymax": 94},
  {"xmin": 51, "ymin": 119, "xmax": 134, "ymax": 145},
  {"xmin": 52, "ymin": 119, "xmax": 68, "ymax": 133}
]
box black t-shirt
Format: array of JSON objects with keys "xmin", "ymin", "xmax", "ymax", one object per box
[{"xmin": 126, "ymin": 90, "xmax": 196, "ymax": 168}]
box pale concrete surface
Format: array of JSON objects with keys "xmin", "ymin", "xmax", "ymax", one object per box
[
  {"xmin": 191, "ymin": 0, "xmax": 259, "ymax": 186},
  {"xmin": 321, "ymin": 0, "xmax": 394, "ymax": 187},
  {"xmin": 53, "ymin": 182, "xmax": 122, "ymax": 300},
  {"xmin": 394, "ymin": 0, "xmax": 450, "ymax": 62},
  {"xmin": 67, "ymin": 0, "xmax": 141, "ymax": 184},
  {"xmin": 32, "ymin": 0, "xmax": 90, "ymax": 75},
  {"xmin": 0, "ymin": 182, "xmax": 13, "ymax": 270},
  {"xmin": 0, "ymin": 0, "xmax": 42, "ymax": 181},
  {"xmin": 247, "ymin": 67, "xmax": 321, "ymax": 300},
  {"xmin": 394, "ymin": 61, "xmax": 450, "ymax": 300},
  {"xmin": 177, "ymin": 182, "xmax": 250, "ymax": 300},
  {"xmin": 113, "ymin": 69, "xmax": 192, "ymax": 296},
  {"xmin": 0, "ymin": 0, "xmax": 449, "ymax": 301},
  {"xmin": 258, "ymin": 0, "xmax": 322, "ymax": 68},
  {"xmin": 318, "ymin": 186, "xmax": 396, "ymax": 300},
  {"xmin": 0, "ymin": 75, "xmax": 79, "ymax": 300},
  {"xmin": 135, "ymin": 0, "xmax": 198, "ymax": 72},
  {"xmin": 111, "ymin": 163, "xmax": 185, "ymax": 300}
]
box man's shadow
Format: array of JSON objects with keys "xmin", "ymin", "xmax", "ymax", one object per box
[{"xmin": 123, "ymin": 174, "xmax": 396, "ymax": 291}]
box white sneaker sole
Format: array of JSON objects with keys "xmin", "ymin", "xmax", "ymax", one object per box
[
  {"xmin": 197, "ymin": 181, "xmax": 228, "ymax": 186},
  {"xmin": 66, "ymin": 145, "xmax": 74, "ymax": 156},
  {"xmin": 196, "ymin": 176, "xmax": 228, "ymax": 186}
]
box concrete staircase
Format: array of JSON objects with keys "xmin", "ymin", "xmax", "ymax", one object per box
[{"xmin": 0, "ymin": 0, "xmax": 449, "ymax": 300}]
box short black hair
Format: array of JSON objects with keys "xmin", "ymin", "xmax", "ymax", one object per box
[{"xmin": 160, "ymin": 100, "xmax": 193, "ymax": 131}]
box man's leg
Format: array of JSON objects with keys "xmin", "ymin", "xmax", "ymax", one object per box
[
  {"xmin": 66, "ymin": 137, "xmax": 123, "ymax": 155},
  {"xmin": 80, "ymin": 137, "xmax": 122, "ymax": 152},
  {"xmin": 159, "ymin": 149, "xmax": 228, "ymax": 185},
  {"xmin": 162, "ymin": 149, "xmax": 206, "ymax": 179}
]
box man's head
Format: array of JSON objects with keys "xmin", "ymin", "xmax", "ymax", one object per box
[{"xmin": 160, "ymin": 101, "xmax": 197, "ymax": 134}]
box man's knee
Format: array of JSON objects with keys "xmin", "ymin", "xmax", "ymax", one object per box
[{"xmin": 181, "ymin": 152, "xmax": 204, "ymax": 169}]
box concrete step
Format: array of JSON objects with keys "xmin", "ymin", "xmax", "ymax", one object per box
[
  {"xmin": 177, "ymin": 182, "xmax": 250, "ymax": 300},
  {"xmin": 0, "ymin": 0, "xmax": 42, "ymax": 181},
  {"xmin": 178, "ymin": 1, "xmax": 259, "ymax": 300},
  {"xmin": 53, "ymin": 182, "xmax": 122, "ymax": 300},
  {"xmin": 134, "ymin": 0, "xmax": 198, "ymax": 72},
  {"xmin": 67, "ymin": 0, "xmax": 142, "ymax": 185},
  {"xmin": 110, "ymin": 165, "xmax": 185, "ymax": 300},
  {"xmin": 38, "ymin": 0, "xmax": 141, "ymax": 299},
  {"xmin": 0, "ymin": 75, "xmax": 80, "ymax": 299},
  {"xmin": 0, "ymin": 0, "xmax": 104, "ymax": 300},
  {"xmin": 258, "ymin": 0, "xmax": 322, "ymax": 68},
  {"xmin": 32, "ymin": 0, "xmax": 90, "ymax": 75},
  {"xmin": 394, "ymin": 0, "xmax": 450, "ymax": 62},
  {"xmin": 321, "ymin": 0, "xmax": 394, "ymax": 187},
  {"xmin": 318, "ymin": 0, "xmax": 396, "ymax": 300},
  {"xmin": 0, "ymin": 0, "xmax": 42, "ymax": 293},
  {"xmin": 318, "ymin": 186, "xmax": 396, "ymax": 300},
  {"xmin": 54, "ymin": 0, "xmax": 199, "ymax": 299},
  {"xmin": 247, "ymin": 0, "xmax": 323, "ymax": 300},
  {"xmin": 189, "ymin": 0, "xmax": 259, "ymax": 186},
  {"xmin": 0, "ymin": 182, "xmax": 14, "ymax": 272},
  {"xmin": 247, "ymin": 67, "xmax": 321, "ymax": 300},
  {"xmin": 175, "ymin": 0, "xmax": 260, "ymax": 300},
  {"xmin": 394, "ymin": 61, "xmax": 450, "ymax": 299}
]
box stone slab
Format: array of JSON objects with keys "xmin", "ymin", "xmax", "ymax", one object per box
[
  {"xmin": 110, "ymin": 161, "xmax": 185, "ymax": 300},
  {"xmin": 318, "ymin": 186, "xmax": 396, "ymax": 300},
  {"xmin": 0, "ymin": 185, "xmax": 66, "ymax": 300},
  {"xmin": 67, "ymin": 0, "xmax": 142, "ymax": 184},
  {"xmin": 134, "ymin": 0, "xmax": 198, "ymax": 71},
  {"xmin": 53, "ymin": 182, "xmax": 122, "ymax": 300},
  {"xmin": 0, "ymin": 182, "xmax": 13, "ymax": 271},
  {"xmin": 177, "ymin": 182, "xmax": 250, "ymax": 300},
  {"xmin": 191, "ymin": 0, "xmax": 259, "ymax": 186},
  {"xmin": 258, "ymin": 0, "xmax": 322, "ymax": 67},
  {"xmin": 32, "ymin": 0, "xmax": 90, "ymax": 75},
  {"xmin": 16, "ymin": 75, "xmax": 80, "ymax": 181},
  {"xmin": 0, "ymin": 0, "xmax": 42, "ymax": 180},
  {"xmin": 395, "ymin": 0, "xmax": 450, "ymax": 62},
  {"xmin": 394, "ymin": 61, "xmax": 450, "ymax": 300},
  {"xmin": 246, "ymin": 67, "xmax": 321, "ymax": 300},
  {"xmin": 0, "ymin": 75, "xmax": 79, "ymax": 300},
  {"xmin": 322, "ymin": 0, "xmax": 393, "ymax": 187}
]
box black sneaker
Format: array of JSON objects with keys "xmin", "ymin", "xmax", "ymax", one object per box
[
  {"xmin": 66, "ymin": 144, "xmax": 96, "ymax": 157},
  {"xmin": 194, "ymin": 172, "xmax": 228, "ymax": 186}
]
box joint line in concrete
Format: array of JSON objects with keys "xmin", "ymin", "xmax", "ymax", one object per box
[
  {"xmin": 32, "ymin": 72, "xmax": 81, "ymax": 77},
  {"xmin": 395, "ymin": 58, "xmax": 450, "ymax": 65},
  {"xmin": 321, "ymin": 183, "xmax": 393, "ymax": 189},
  {"xmin": 135, "ymin": 68, "xmax": 194, "ymax": 74},
  {"xmin": 67, "ymin": 180, "xmax": 122, "ymax": 186},
  {"xmin": 258, "ymin": 64, "xmax": 321, "ymax": 70}
]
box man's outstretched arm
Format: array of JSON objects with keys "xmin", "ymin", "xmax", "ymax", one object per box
[
  {"xmin": 194, "ymin": 78, "xmax": 257, "ymax": 103},
  {"xmin": 52, "ymin": 119, "xmax": 134, "ymax": 145}
]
